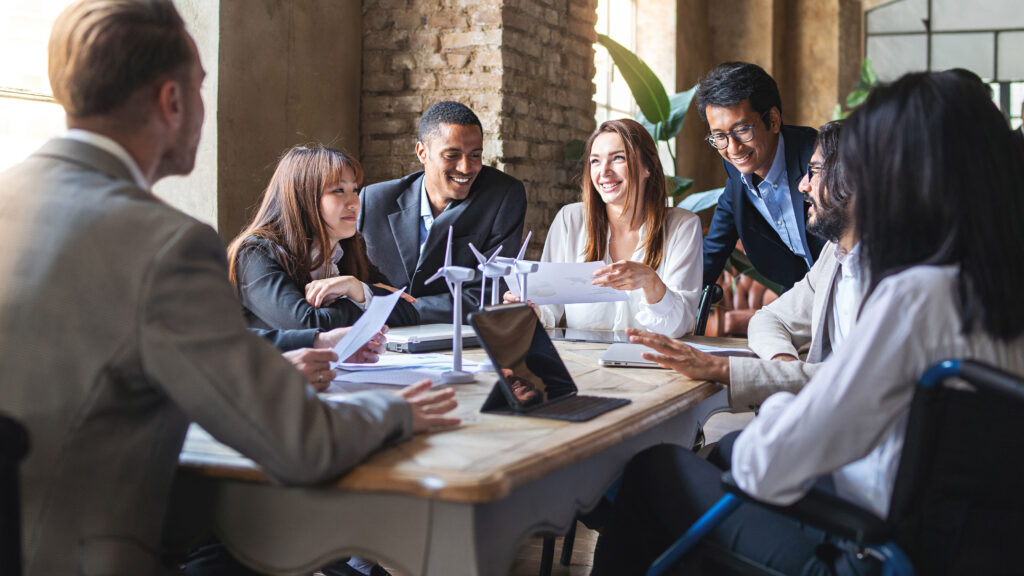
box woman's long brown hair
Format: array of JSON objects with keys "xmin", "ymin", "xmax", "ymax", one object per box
[
  {"xmin": 227, "ymin": 145, "xmax": 372, "ymax": 290},
  {"xmin": 581, "ymin": 119, "xmax": 668, "ymax": 270}
]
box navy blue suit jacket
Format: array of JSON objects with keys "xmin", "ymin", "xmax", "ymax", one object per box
[
  {"xmin": 702, "ymin": 124, "xmax": 824, "ymax": 292},
  {"xmin": 358, "ymin": 166, "xmax": 527, "ymax": 323}
]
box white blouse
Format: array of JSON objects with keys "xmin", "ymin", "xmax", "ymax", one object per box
[{"xmin": 536, "ymin": 203, "xmax": 702, "ymax": 338}]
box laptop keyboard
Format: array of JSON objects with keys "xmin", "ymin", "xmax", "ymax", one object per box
[{"xmin": 529, "ymin": 394, "xmax": 631, "ymax": 422}]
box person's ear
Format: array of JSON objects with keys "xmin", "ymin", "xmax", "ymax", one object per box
[
  {"xmin": 768, "ymin": 107, "xmax": 781, "ymax": 133},
  {"xmin": 155, "ymin": 79, "xmax": 184, "ymax": 131},
  {"xmin": 415, "ymin": 141, "xmax": 428, "ymax": 165}
]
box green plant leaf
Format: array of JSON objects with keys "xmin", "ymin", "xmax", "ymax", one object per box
[
  {"xmin": 564, "ymin": 139, "xmax": 586, "ymax": 162},
  {"xmin": 664, "ymin": 175, "xmax": 694, "ymax": 199},
  {"xmin": 832, "ymin": 103, "xmax": 847, "ymax": 121},
  {"xmin": 637, "ymin": 85, "xmax": 698, "ymax": 141},
  {"xmin": 677, "ymin": 187, "xmax": 724, "ymax": 213},
  {"xmin": 845, "ymin": 88, "xmax": 869, "ymax": 109},
  {"xmin": 597, "ymin": 34, "xmax": 671, "ymax": 125},
  {"xmin": 860, "ymin": 58, "xmax": 877, "ymax": 87}
]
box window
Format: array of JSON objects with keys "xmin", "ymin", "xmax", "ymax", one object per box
[
  {"xmin": 593, "ymin": 0, "xmax": 639, "ymax": 125},
  {"xmin": 864, "ymin": 0, "xmax": 1024, "ymax": 121},
  {"xmin": 0, "ymin": 1, "xmax": 73, "ymax": 172}
]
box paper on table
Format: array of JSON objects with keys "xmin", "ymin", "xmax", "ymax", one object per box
[
  {"xmin": 326, "ymin": 368, "xmax": 454, "ymax": 387},
  {"xmin": 504, "ymin": 261, "xmax": 629, "ymax": 305},
  {"xmin": 335, "ymin": 353, "xmax": 487, "ymax": 372},
  {"xmin": 330, "ymin": 288, "xmax": 405, "ymax": 367}
]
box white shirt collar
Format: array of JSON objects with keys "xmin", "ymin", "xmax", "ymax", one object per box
[
  {"xmin": 309, "ymin": 241, "xmax": 345, "ymax": 281},
  {"xmin": 419, "ymin": 178, "xmax": 434, "ymax": 219},
  {"xmin": 834, "ymin": 242, "xmax": 863, "ymax": 279},
  {"xmin": 64, "ymin": 129, "xmax": 149, "ymax": 190}
]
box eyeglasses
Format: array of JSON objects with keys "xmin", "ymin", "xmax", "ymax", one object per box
[
  {"xmin": 705, "ymin": 112, "xmax": 770, "ymax": 150},
  {"xmin": 806, "ymin": 162, "xmax": 823, "ymax": 180}
]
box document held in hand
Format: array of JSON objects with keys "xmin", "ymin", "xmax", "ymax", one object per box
[
  {"xmin": 504, "ymin": 261, "xmax": 630, "ymax": 305},
  {"xmin": 330, "ymin": 287, "xmax": 405, "ymax": 366}
]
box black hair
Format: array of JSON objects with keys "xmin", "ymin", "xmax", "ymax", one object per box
[
  {"xmin": 417, "ymin": 101, "xmax": 483, "ymax": 142},
  {"xmin": 695, "ymin": 62, "xmax": 782, "ymax": 128},
  {"xmin": 843, "ymin": 70, "xmax": 1024, "ymax": 340},
  {"xmin": 816, "ymin": 121, "xmax": 851, "ymax": 213}
]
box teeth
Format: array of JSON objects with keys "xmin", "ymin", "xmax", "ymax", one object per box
[{"xmin": 451, "ymin": 177, "xmax": 470, "ymax": 183}]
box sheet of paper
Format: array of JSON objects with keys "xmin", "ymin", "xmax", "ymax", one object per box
[
  {"xmin": 504, "ymin": 261, "xmax": 629, "ymax": 305},
  {"xmin": 335, "ymin": 353, "xmax": 486, "ymax": 372},
  {"xmin": 330, "ymin": 288, "xmax": 405, "ymax": 367},
  {"xmin": 326, "ymin": 368, "xmax": 453, "ymax": 387}
]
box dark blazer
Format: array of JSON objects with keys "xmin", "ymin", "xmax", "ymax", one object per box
[
  {"xmin": 251, "ymin": 327, "xmax": 318, "ymax": 351},
  {"xmin": 235, "ymin": 236, "xmax": 420, "ymax": 331},
  {"xmin": 358, "ymin": 165, "xmax": 527, "ymax": 323},
  {"xmin": 702, "ymin": 124, "xmax": 825, "ymax": 293}
]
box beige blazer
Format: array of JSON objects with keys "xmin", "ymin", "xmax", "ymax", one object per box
[
  {"xmin": 0, "ymin": 139, "xmax": 412, "ymax": 576},
  {"xmin": 727, "ymin": 242, "xmax": 842, "ymax": 411}
]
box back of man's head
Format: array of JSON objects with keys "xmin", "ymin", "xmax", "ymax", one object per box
[
  {"xmin": 49, "ymin": 0, "xmax": 192, "ymax": 123},
  {"xmin": 695, "ymin": 62, "xmax": 782, "ymax": 128},
  {"xmin": 418, "ymin": 101, "xmax": 482, "ymax": 143}
]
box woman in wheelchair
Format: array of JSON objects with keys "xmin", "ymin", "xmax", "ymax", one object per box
[{"xmin": 590, "ymin": 71, "xmax": 1024, "ymax": 575}]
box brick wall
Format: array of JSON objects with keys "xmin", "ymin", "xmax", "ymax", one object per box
[{"xmin": 361, "ymin": 0, "xmax": 597, "ymax": 259}]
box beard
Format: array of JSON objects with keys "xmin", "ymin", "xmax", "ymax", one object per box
[{"xmin": 807, "ymin": 203, "xmax": 850, "ymax": 243}]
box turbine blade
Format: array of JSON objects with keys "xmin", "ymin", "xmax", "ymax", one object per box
[
  {"xmin": 444, "ymin": 226, "xmax": 453, "ymax": 268},
  {"xmin": 486, "ymin": 244, "xmax": 503, "ymax": 264},
  {"xmin": 468, "ymin": 242, "xmax": 486, "ymax": 264},
  {"xmin": 516, "ymin": 230, "xmax": 532, "ymax": 260},
  {"xmin": 425, "ymin": 269, "xmax": 444, "ymax": 284}
]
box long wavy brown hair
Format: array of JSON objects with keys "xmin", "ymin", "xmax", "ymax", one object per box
[
  {"xmin": 227, "ymin": 145, "xmax": 372, "ymax": 289},
  {"xmin": 581, "ymin": 119, "xmax": 668, "ymax": 270}
]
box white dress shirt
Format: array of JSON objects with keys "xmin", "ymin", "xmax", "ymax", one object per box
[
  {"xmin": 64, "ymin": 129, "xmax": 148, "ymax": 190},
  {"xmin": 731, "ymin": 265, "xmax": 1024, "ymax": 518},
  {"xmin": 827, "ymin": 242, "xmax": 864, "ymax": 350},
  {"xmin": 536, "ymin": 203, "xmax": 702, "ymax": 338}
]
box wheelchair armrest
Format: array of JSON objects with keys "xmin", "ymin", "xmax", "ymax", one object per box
[{"xmin": 721, "ymin": 472, "xmax": 890, "ymax": 545}]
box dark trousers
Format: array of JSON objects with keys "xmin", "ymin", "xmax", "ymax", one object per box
[{"xmin": 591, "ymin": 442, "xmax": 882, "ymax": 576}]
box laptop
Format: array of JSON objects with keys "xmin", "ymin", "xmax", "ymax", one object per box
[
  {"xmin": 547, "ymin": 328, "xmax": 631, "ymax": 344},
  {"xmin": 469, "ymin": 304, "xmax": 630, "ymax": 422},
  {"xmin": 599, "ymin": 341, "xmax": 758, "ymax": 368},
  {"xmin": 385, "ymin": 324, "xmax": 479, "ymax": 353}
]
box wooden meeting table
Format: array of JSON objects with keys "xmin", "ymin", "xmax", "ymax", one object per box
[{"xmin": 166, "ymin": 336, "xmax": 746, "ymax": 575}]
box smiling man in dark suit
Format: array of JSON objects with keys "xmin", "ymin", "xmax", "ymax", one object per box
[
  {"xmin": 358, "ymin": 102, "xmax": 527, "ymax": 323},
  {"xmin": 698, "ymin": 62, "xmax": 825, "ymax": 293}
]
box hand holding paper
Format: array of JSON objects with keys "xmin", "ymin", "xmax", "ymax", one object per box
[
  {"xmin": 504, "ymin": 261, "xmax": 629, "ymax": 305},
  {"xmin": 330, "ymin": 288, "xmax": 405, "ymax": 368}
]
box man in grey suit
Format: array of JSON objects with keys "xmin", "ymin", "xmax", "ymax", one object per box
[
  {"xmin": 0, "ymin": 2, "xmax": 457, "ymax": 574},
  {"xmin": 358, "ymin": 102, "xmax": 527, "ymax": 323},
  {"xmin": 629, "ymin": 121, "xmax": 860, "ymax": 412}
]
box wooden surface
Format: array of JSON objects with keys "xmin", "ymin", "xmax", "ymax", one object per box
[{"xmin": 179, "ymin": 336, "xmax": 745, "ymax": 503}]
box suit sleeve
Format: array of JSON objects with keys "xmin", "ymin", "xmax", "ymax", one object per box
[
  {"xmin": 250, "ymin": 328, "xmax": 319, "ymax": 351},
  {"xmin": 235, "ymin": 240, "xmax": 369, "ymax": 330},
  {"xmin": 139, "ymin": 221, "xmax": 412, "ymax": 485},
  {"xmin": 702, "ymin": 175, "xmax": 740, "ymax": 286}
]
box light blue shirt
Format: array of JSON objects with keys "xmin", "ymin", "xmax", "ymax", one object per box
[
  {"xmin": 739, "ymin": 134, "xmax": 812, "ymax": 269},
  {"xmin": 419, "ymin": 179, "xmax": 434, "ymax": 257}
]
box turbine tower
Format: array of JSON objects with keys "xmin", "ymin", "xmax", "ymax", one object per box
[{"xmin": 424, "ymin": 226, "xmax": 477, "ymax": 384}]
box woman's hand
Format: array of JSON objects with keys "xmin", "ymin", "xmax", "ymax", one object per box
[
  {"xmin": 396, "ymin": 380, "xmax": 461, "ymax": 433},
  {"xmin": 503, "ymin": 291, "xmax": 541, "ymax": 318},
  {"xmin": 373, "ymin": 282, "xmax": 418, "ymax": 304},
  {"xmin": 314, "ymin": 326, "xmax": 388, "ymax": 364},
  {"xmin": 305, "ymin": 275, "xmax": 364, "ymax": 308},
  {"xmin": 626, "ymin": 328, "xmax": 730, "ymax": 384},
  {"xmin": 281, "ymin": 348, "xmax": 338, "ymax": 391},
  {"xmin": 592, "ymin": 260, "xmax": 667, "ymax": 304}
]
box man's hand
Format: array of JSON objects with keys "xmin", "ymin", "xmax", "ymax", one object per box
[
  {"xmin": 626, "ymin": 328, "xmax": 730, "ymax": 383},
  {"xmin": 395, "ymin": 380, "xmax": 461, "ymax": 433},
  {"xmin": 313, "ymin": 326, "xmax": 388, "ymax": 363},
  {"xmin": 282, "ymin": 348, "xmax": 338, "ymax": 391},
  {"xmin": 502, "ymin": 291, "xmax": 541, "ymax": 318}
]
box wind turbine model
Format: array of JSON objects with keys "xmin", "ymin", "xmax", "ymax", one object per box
[
  {"xmin": 469, "ymin": 243, "xmax": 511, "ymax": 308},
  {"xmin": 424, "ymin": 226, "xmax": 477, "ymax": 384},
  {"xmin": 497, "ymin": 231, "xmax": 539, "ymax": 302}
]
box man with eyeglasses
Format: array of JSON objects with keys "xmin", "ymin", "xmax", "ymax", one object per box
[{"xmin": 697, "ymin": 62, "xmax": 825, "ymax": 293}]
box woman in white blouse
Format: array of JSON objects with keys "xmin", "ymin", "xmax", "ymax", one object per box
[{"xmin": 505, "ymin": 118, "xmax": 702, "ymax": 337}]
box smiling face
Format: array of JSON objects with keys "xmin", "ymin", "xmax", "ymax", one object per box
[
  {"xmin": 319, "ymin": 165, "xmax": 361, "ymax": 246},
  {"xmin": 705, "ymin": 99, "xmax": 780, "ymax": 179},
  {"xmin": 416, "ymin": 122, "xmax": 483, "ymax": 214},
  {"xmin": 589, "ymin": 131, "xmax": 650, "ymax": 210}
]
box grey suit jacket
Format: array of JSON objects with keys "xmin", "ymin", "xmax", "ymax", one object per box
[
  {"xmin": 0, "ymin": 139, "xmax": 413, "ymax": 576},
  {"xmin": 357, "ymin": 166, "xmax": 527, "ymax": 323},
  {"xmin": 727, "ymin": 242, "xmax": 842, "ymax": 411}
]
